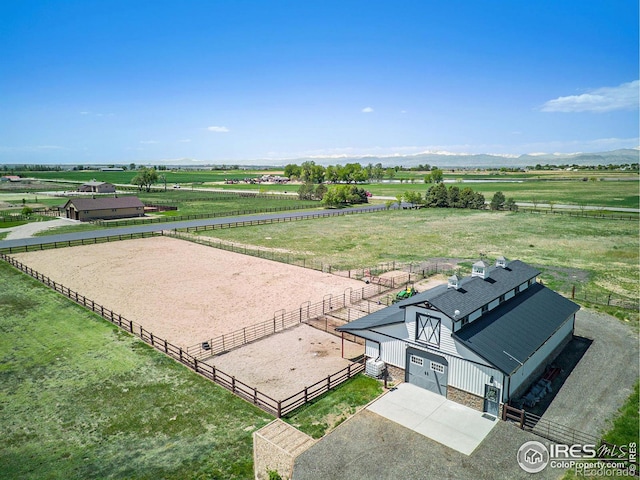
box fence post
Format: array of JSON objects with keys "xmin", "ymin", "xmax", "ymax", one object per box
[
  {"xmin": 194, "ymin": 358, "xmax": 199, "ymax": 372},
  {"xmin": 179, "ymin": 348, "xmax": 183, "ymax": 362},
  {"xmin": 277, "ymin": 400, "xmax": 282, "ymax": 418},
  {"xmin": 232, "ymin": 376, "xmax": 236, "ymax": 393}
]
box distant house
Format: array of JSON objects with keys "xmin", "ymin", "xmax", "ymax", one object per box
[
  {"xmin": 100, "ymin": 167, "xmax": 124, "ymax": 172},
  {"xmin": 0, "ymin": 175, "xmax": 21, "ymax": 182},
  {"xmin": 337, "ymin": 258, "xmax": 579, "ymax": 417},
  {"xmin": 62, "ymin": 197, "xmax": 145, "ymax": 221},
  {"xmin": 77, "ymin": 181, "xmax": 116, "ymax": 194}
]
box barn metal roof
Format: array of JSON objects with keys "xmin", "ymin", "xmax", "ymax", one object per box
[
  {"xmin": 453, "ymin": 282, "xmax": 579, "ymax": 374},
  {"xmin": 63, "ymin": 196, "xmax": 144, "ymax": 211},
  {"xmin": 402, "ymin": 260, "xmax": 541, "ymax": 319},
  {"xmin": 338, "ymin": 260, "xmax": 541, "ymax": 333}
]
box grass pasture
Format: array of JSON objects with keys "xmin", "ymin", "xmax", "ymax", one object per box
[
  {"xmin": 195, "ymin": 208, "xmax": 639, "ymax": 312},
  {"xmin": 0, "ymin": 261, "xmax": 273, "ymax": 480}
]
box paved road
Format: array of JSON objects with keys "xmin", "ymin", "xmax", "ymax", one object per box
[{"xmin": 0, "ymin": 204, "xmax": 389, "ymax": 250}]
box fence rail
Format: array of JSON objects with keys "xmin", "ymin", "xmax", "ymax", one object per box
[
  {"xmin": 186, "ymin": 283, "xmax": 389, "ymax": 359},
  {"xmin": 0, "ymin": 252, "xmax": 365, "ymax": 418},
  {"xmin": 0, "ymin": 230, "xmax": 165, "ymax": 254},
  {"xmin": 503, "ymin": 404, "xmax": 601, "ymax": 446},
  {"xmin": 93, "ymin": 203, "xmax": 319, "ymax": 227},
  {"xmin": 518, "ymin": 207, "xmax": 637, "ymax": 221}
]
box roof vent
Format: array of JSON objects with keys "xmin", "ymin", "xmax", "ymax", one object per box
[
  {"xmin": 471, "ymin": 260, "xmax": 489, "ymax": 279},
  {"xmin": 448, "ymin": 274, "xmax": 460, "ymax": 290},
  {"xmin": 495, "ymin": 256, "xmax": 508, "ymax": 268}
]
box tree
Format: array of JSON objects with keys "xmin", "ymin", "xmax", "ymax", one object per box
[
  {"xmin": 505, "ymin": 198, "xmax": 518, "ymax": 211},
  {"xmin": 423, "ymin": 173, "xmax": 432, "ymax": 184},
  {"xmin": 297, "ymin": 182, "xmax": 315, "ymax": 200},
  {"xmin": 325, "ymin": 165, "xmax": 339, "ymax": 183},
  {"xmin": 425, "ymin": 183, "xmax": 448, "ymax": 207},
  {"xmin": 21, "ymin": 206, "xmax": 33, "ymax": 217},
  {"xmin": 430, "ymin": 167, "xmax": 444, "ymax": 183},
  {"xmin": 131, "ymin": 167, "xmax": 158, "ymax": 192},
  {"xmin": 284, "ymin": 164, "xmax": 301, "ymax": 179},
  {"xmin": 447, "ymin": 185, "xmax": 462, "ymax": 208},
  {"xmin": 403, "ymin": 191, "xmax": 423, "ymax": 207},
  {"xmin": 490, "ymin": 191, "xmax": 506, "ymax": 210},
  {"xmin": 470, "ymin": 192, "xmax": 486, "ymax": 209},
  {"xmin": 313, "ymin": 183, "xmax": 327, "ymax": 200}
]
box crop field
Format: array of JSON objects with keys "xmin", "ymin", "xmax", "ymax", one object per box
[{"xmin": 195, "ymin": 208, "xmax": 639, "ymax": 310}]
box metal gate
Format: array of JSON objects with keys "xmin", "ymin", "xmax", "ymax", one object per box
[{"xmin": 405, "ymin": 347, "xmax": 448, "ymax": 396}]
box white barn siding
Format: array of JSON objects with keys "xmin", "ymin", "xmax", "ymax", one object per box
[
  {"xmin": 365, "ymin": 340, "xmax": 379, "ymax": 359},
  {"xmin": 447, "ymin": 356, "xmax": 504, "ymax": 398},
  {"xmin": 509, "ymin": 314, "xmax": 575, "ymax": 397}
]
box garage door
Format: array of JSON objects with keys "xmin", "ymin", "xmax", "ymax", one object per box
[{"xmin": 405, "ymin": 347, "xmax": 448, "ymax": 396}]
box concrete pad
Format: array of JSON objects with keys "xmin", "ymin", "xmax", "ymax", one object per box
[{"xmin": 367, "ymin": 383, "xmax": 498, "ymax": 455}]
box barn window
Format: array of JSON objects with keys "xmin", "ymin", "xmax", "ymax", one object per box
[
  {"xmin": 431, "ymin": 362, "xmax": 445, "ymax": 374},
  {"xmin": 481, "ymin": 304, "xmax": 488, "ymax": 313},
  {"xmin": 499, "ymin": 294, "xmax": 505, "ymax": 304},
  {"xmin": 410, "ymin": 355, "xmax": 423, "ymax": 367},
  {"xmin": 515, "ymin": 285, "xmax": 520, "ymax": 294},
  {"xmin": 416, "ymin": 313, "xmax": 441, "ymax": 347},
  {"xmin": 460, "ymin": 316, "xmax": 469, "ymax": 327}
]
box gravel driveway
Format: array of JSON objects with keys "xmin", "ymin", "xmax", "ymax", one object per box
[
  {"xmin": 292, "ymin": 309, "xmax": 638, "ymax": 480},
  {"xmin": 3, "ymin": 218, "xmax": 77, "ymax": 240}
]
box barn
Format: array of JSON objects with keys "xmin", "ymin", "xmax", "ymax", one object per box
[
  {"xmin": 62, "ymin": 196, "xmax": 145, "ymax": 221},
  {"xmin": 77, "ymin": 181, "xmax": 116, "ymax": 193},
  {"xmin": 337, "ymin": 257, "xmax": 579, "ymax": 416}
]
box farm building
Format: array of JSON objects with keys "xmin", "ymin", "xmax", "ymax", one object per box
[
  {"xmin": 0, "ymin": 175, "xmax": 22, "ymax": 182},
  {"xmin": 337, "ymin": 257, "xmax": 579, "ymax": 417},
  {"xmin": 62, "ymin": 196, "xmax": 144, "ymax": 221},
  {"xmin": 77, "ymin": 181, "xmax": 116, "ymax": 193}
]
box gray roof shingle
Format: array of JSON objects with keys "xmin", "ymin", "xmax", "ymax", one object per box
[{"xmin": 64, "ymin": 197, "xmax": 144, "ymax": 211}]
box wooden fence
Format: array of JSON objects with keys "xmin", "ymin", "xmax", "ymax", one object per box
[
  {"xmin": 0, "ymin": 252, "xmax": 366, "ymax": 418},
  {"xmin": 93, "ymin": 203, "xmax": 319, "ymax": 227},
  {"xmin": 0, "ymin": 230, "xmax": 165, "ymax": 254},
  {"xmin": 518, "ymin": 207, "xmax": 637, "ymax": 221},
  {"xmin": 186, "ymin": 283, "xmax": 388, "ymax": 359}
]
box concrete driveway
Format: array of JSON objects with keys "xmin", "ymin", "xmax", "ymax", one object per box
[
  {"xmin": 367, "ymin": 383, "xmax": 498, "ymax": 455},
  {"xmin": 293, "ymin": 309, "xmax": 637, "ymax": 480}
]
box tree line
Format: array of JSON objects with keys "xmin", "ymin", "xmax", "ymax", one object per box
[
  {"xmin": 401, "ymin": 184, "xmax": 517, "ymax": 211},
  {"xmin": 284, "ymin": 161, "xmax": 444, "ymax": 184}
]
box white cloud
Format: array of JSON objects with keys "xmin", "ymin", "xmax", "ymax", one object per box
[
  {"xmin": 541, "ymin": 80, "xmax": 639, "ymax": 113},
  {"xmin": 361, "ymin": 107, "xmax": 374, "ymax": 113},
  {"xmin": 207, "ymin": 126, "xmax": 230, "ymax": 133}
]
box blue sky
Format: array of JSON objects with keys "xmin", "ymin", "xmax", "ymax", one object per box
[{"xmin": 1, "ymin": 1, "xmax": 638, "ymax": 165}]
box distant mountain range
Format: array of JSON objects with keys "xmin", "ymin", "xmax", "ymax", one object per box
[{"xmin": 281, "ymin": 148, "xmax": 639, "ymax": 169}]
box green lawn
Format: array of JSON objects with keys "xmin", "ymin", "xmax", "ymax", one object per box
[
  {"xmin": 284, "ymin": 375, "xmax": 382, "ymax": 439},
  {"xmin": 195, "ymin": 208, "xmax": 639, "ymax": 309},
  {"xmin": 0, "ymin": 261, "xmax": 274, "ymax": 480}
]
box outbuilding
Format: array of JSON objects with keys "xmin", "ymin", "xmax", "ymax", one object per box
[
  {"xmin": 62, "ymin": 196, "xmax": 145, "ymax": 221},
  {"xmin": 337, "ymin": 258, "xmax": 579, "ymax": 416},
  {"xmin": 77, "ymin": 181, "xmax": 116, "ymax": 194}
]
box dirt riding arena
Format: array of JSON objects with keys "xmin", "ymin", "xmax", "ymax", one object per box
[
  {"xmin": 204, "ymin": 323, "xmax": 364, "ymax": 400},
  {"xmin": 11, "ymin": 236, "xmax": 367, "ymax": 348}
]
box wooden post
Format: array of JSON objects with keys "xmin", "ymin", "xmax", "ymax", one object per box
[{"xmin": 341, "ymin": 332, "xmax": 344, "ymax": 358}]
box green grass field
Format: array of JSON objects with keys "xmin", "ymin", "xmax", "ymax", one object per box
[
  {"xmin": 195, "ymin": 209, "xmax": 639, "ymax": 310},
  {"xmin": 0, "ymin": 261, "xmax": 274, "ymax": 480}
]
